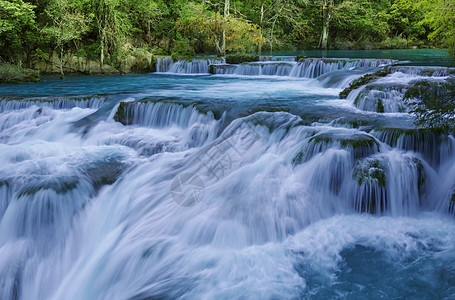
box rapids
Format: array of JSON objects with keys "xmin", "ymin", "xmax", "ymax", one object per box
[{"xmin": 0, "ymin": 50, "xmax": 454, "ymax": 299}]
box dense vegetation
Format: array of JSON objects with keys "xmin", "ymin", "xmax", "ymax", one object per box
[
  {"xmin": 0, "ymin": 0, "xmax": 454, "ymax": 72},
  {"xmin": 404, "ymin": 79, "xmax": 455, "ymax": 131}
]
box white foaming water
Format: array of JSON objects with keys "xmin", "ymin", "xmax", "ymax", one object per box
[
  {"xmin": 0, "ymin": 97, "xmax": 105, "ymax": 113},
  {"xmin": 210, "ymin": 58, "xmax": 393, "ymax": 78},
  {"xmin": 346, "ymin": 68, "xmax": 453, "ymax": 113},
  {"xmin": 159, "ymin": 57, "xmax": 225, "ymax": 74},
  {"xmin": 0, "ymin": 59, "xmax": 454, "ymax": 299}
]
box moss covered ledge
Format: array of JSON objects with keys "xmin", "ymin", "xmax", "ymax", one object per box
[{"xmin": 340, "ymin": 67, "xmax": 392, "ymax": 99}]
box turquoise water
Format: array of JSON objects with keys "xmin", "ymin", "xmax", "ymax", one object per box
[
  {"xmin": 0, "ymin": 51, "xmax": 454, "ymax": 299},
  {"xmin": 266, "ymin": 49, "xmax": 455, "ymax": 67}
]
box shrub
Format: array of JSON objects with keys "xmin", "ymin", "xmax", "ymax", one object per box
[{"xmin": 0, "ymin": 63, "xmax": 39, "ymax": 83}]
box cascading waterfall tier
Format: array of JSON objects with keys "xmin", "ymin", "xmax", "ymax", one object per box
[
  {"xmin": 343, "ymin": 66, "xmax": 455, "ymax": 113},
  {"xmin": 156, "ymin": 56, "xmax": 394, "ymax": 78},
  {"xmin": 156, "ymin": 57, "xmax": 225, "ymax": 74},
  {"xmin": 210, "ymin": 58, "xmax": 394, "ymax": 78},
  {"xmin": 0, "ymin": 96, "xmax": 105, "ymax": 113}
]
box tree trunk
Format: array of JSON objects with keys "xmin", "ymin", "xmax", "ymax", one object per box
[
  {"xmin": 59, "ymin": 24, "xmax": 64, "ymax": 80},
  {"xmin": 60, "ymin": 46, "xmax": 64, "ymax": 79},
  {"xmin": 100, "ymin": 27, "xmax": 105, "ymax": 73},
  {"xmin": 221, "ymin": 0, "xmax": 229, "ymax": 56},
  {"xmin": 319, "ymin": 0, "xmax": 333, "ymax": 49},
  {"xmin": 259, "ymin": 0, "xmax": 264, "ymax": 53}
]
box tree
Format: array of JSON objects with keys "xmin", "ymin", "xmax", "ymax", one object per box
[
  {"xmin": 43, "ymin": 0, "xmax": 88, "ymax": 78},
  {"xmin": 85, "ymin": 0, "xmax": 132, "ymax": 72},
  {"xmin": 220, "ymin": 0, "xmax": 230, "ymax": 55},
  {"xmin": 175, "ymin": 2, "xmax": 263, "ymax": 55},
  {"xmin": 126, "ymin": 0, "xmax": 168, "ymax": 43},
  {"xmin": 0, "ymin": 0, "xmax": 37, "ymax": 63},
  {"xmin": 422, "ymin": 0, "xmax": 455, "ymax": 57},
  {"xmin": 395, "ymin": 0, "xmax": 455, "ymax": 57},
  {"xmin": 319, "ymin": 0, "xmax": 333, "ymax": 49}
]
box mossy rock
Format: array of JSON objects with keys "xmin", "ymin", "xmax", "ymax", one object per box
[
  {"xmin": 114, "ymin": 102, "xmax": 132, "ymax": 125},
  {"xmin": 295, "ymin": 55, "xmax": 307, "ymax": 62},
  {"xmin": 340, "ymin": 67, "xmax": 392, "ymax": 99},
  {"xmin": 17, "ymin": 176, "xmax": 80, "ymax": 198},
  {"xmin": 375, "ymin": 127, "xmax": 447, "ymax": 137},
  {"xmin": 332, "ymin": 118, "xmax": 375, "ymax": 129},
  {"xmin": 0, "ymin": 181, "xmax": 9, "ymax": 188},
  {"xmin": 84, "ymin": 159, "xmax": 125, "ymax": 190},
  {"xmin": 372, "ymin": 127, "xmax": 448, "ymax": 166},
  {"xmin": 225, "ymin": 54, "xmax": 260, "ymax": 64},
  {"xmin": 354, "ymin": 159, "xmax": 387, "ymax": 188},
  {"xmin": 352, "ymin": 158, "xmax": 389, "ymax": 214},
  {"xmin": 352, "ymin": 83, "xmax": 409, "ymax": 113},
  {"xmin": 312, "ymin": 132, "xmax": 379, "ymax": 155},
  {"xmin": 292, "ymin": 131, "xmax": 379, "ymax": 166},
  {"xmin": 412, "ymin": 157, "xmax": 426, "ymax": 198}
]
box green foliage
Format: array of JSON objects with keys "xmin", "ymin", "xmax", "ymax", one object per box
[
  {"xmin": 404, "ymin": 79, "xmax": 455, "ymax": 131},
  {"xmin": 377, "ymin": 98, "xmax": 385, "ymax": 113},
  {"xmin": 394, "ymin": 0, "xmax": 455, "ymax": 57},
  {"xmin": 31, "ymin": 48, "xmax": 49, "ymax": 64},
  {"xmin": 175, "ymin": 2, "xmax": 264, "ymax": 55},
  {"xmin": 43, "ymin": 0, "xmax": 89, "ymax": 52},
  {"xmin": 0, "ymin": 63, "xmax": 39, "ymax": 83},
  {"xmin": 0, "ymin": 0, "xmax": 453, "ymax": 70},
  {"xmin": 295, "ymin": 55, "xmax": 307, "ymax": 62},
  {"xmin": 171, "ymin": 33, "xmax": 195, "ymax": 56},
  {"xmin": 85, "ymin": 43, "xmax": 101, "ymax": 60},
  {"xmin": 0, "ymin": 0, "xmax": 37, "ymax": 62}
]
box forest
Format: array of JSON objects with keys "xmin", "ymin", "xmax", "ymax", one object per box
[{"xmin": 0, "ymin": 0, "xmax": 454, "ymax": 70}]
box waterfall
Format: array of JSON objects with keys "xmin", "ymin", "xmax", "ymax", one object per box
[
  {"xmin": 0, "ymin": 97, "xmax": 105, "ymax": 113},
  {"xmin": 157, "ymin": 57, "xmax": 225, "ymax": 74},
  {"xmin": 371, "ymin": 128, "xmax": 452, "ymax": 167},
  {"xmin": 353, "ymin": 85, "xmax": 408, "ymax": 113},
  {"xmin": 343, "ymin": 65, "xmax": 454, "ymax": 113},
  {"xmin": 1, "ymin": 53, "xmax": 455, "ymax": 299},
  {"xmin": 209, "ymin": 58, "xmax": 393, "ymax": 78},
  {"xmin": 391, "ymin": 66, "xmax": 454, "ymax": 77},
  {"xmin": 114, "ymin": 100, "xmax": 221, "ymax": 147},
  {"xmin": 156, "ymin": 56, "xmax": 174, "ymax": 72}
]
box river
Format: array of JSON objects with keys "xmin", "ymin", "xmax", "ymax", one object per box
[{"xmin": 0, "ymin": 49, "xmax": 454, "ymax": 299}]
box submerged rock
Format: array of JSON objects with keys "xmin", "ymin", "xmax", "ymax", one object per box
[
  {"xmin": 17, "ymin": 176, "xmax": 80, "ymax": 197},
  {"xmin": 354, "ymin": 159, "xmax": 387, "ymax": 188},
  {"xmin": 84, "ymin": 160, "xmax": 125, "ymax": 191}
]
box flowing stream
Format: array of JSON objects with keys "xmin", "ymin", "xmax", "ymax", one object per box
[{"xmin": 0, "ymin": 50, "xmax": 454, "ymax": 299}]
